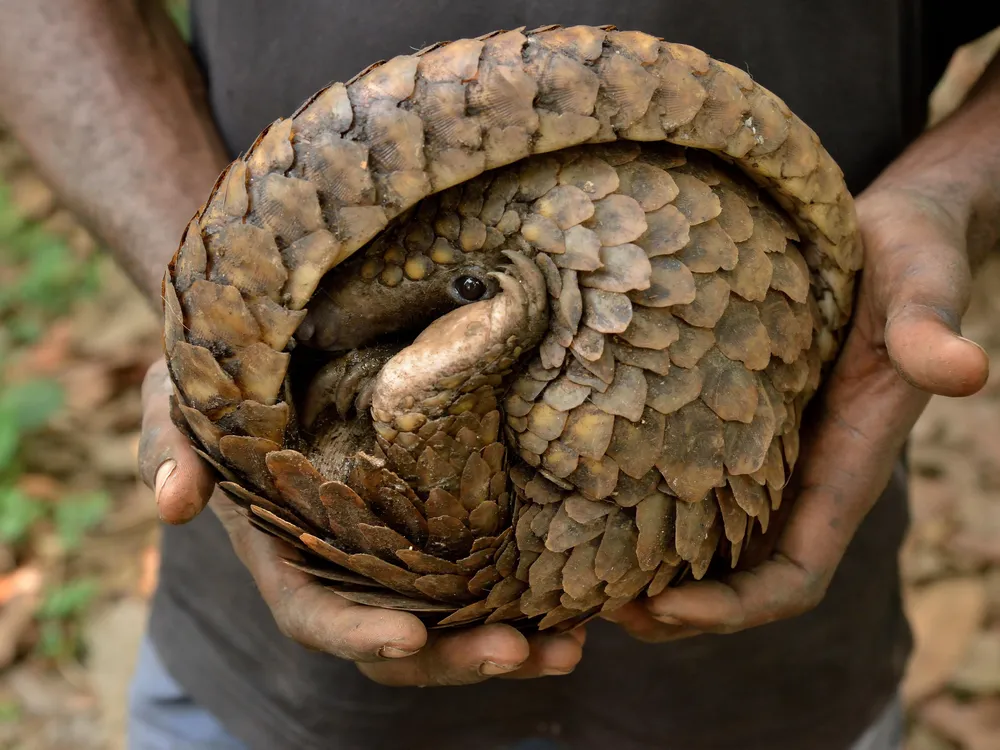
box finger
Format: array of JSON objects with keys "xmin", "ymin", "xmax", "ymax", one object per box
[
  {"xmin": 211, "ymin": 492, "xmax": 428, "ymax": 663},
  {"xmin": 498, "ymin": 628, "xmax": 586, "ymax": 679},
  {"xmin": 859, "ymin": 193, "xmax": 989, "ymax": 397},
  {"xmin": 601, "ymin": 602, "xmax": 700, "ymax": 643},
  {"xmin": 885, "ymin": 302, "xmax": 989, "ymax": 397},
  {"xmin": 357, "ymin": 624, "xmax": 532, "ymax": 687},
  {"xmin": 646, "ymin": 558, "xmax": 820, "ymax": 633},
  {"xmin": 138, "ymin": 359, "xmax": 215, "ymax": 523}
]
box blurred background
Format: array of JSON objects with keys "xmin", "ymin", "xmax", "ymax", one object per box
[{"xmin": 0, "ymin": 5, "xmax": 997, "ymax": 749}]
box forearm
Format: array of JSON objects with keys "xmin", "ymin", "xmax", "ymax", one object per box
[
  {"xmin": 0, "ymin": 0, "xmax": 229, "ymax": 304},
  {"xmin": 872, "ymin": 49, "xmax": 1000, "ymax": 269}
]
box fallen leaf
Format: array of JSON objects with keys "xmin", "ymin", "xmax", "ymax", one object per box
[
  {"xmin": 0, "ymin": 566, "xmax": 43, "ymax": 607},
  {"xmin": 0, "ymin": 135, "xmax": 27, "ymax": 174},
  {"xmin": 904, "ymin": 724, "xmax": 956, "ymax": 750},
  {"xmin": 0, "ymin": 544, "xmax": 16, "ymax": 576},
  {"xmin": 902, "ymin": 577, "xmax": 987, "ymax": 706},
  {"xmin": 0, "ymin": 566, "xmax": 44, "ymax": 669},
  {"xmin": 984, "ymin": 568, "xmax": 1000, "ymax": 624},
  {"xmin": 950, "ymin": 532, "xmax": 1000, "ymax": 566},
  {"xmin": 40, "ymin": 209, "xmax": 96, "ymax": 258},
  {"xmin": 8, "ymin": 171, "xmax": 56, "ymax": 221},
  {"xmin": 88, "ymin": 432, "xmax": 142, "ymax": 478},
  {"xmin": 910, "ymin": 476, "xmax": 959, "ymax": 524},
  {"xmin": 59, "ymin": 361, "xmax": 114, "ymax": 413},
  {"xmin": 950, "ymin": 491, "xmax": 1000, "ymax": 566},
  {"xmin": 5, "ymin": 321, "xmax": 73, "ymax": 381},
  {"xmin": 919, "ymin": 695, "xmax": 1000, "ymax": 750},
  {"xmin": 0, "ymin": 596, "xmax": 40, "ymax": 670},
  {"xmin": 903, "ymin": 724, "xmax": 955, "ymax": 750},
  {"xmin": 137, "ymin": 544, "xmax": 159, "ymax": 600},
  {"xmin": 16, "ymin": 473, "xmax": 63, "ymax": 501},
  {"xmin": 900, "ymin": 539, "xmax": 952, "ymax": 586},
  {"xmin": 6, "ymin": 663, "xmax": 97, "ymax": 717},
  {"xmin": 950, "ymin": 630, "xmax": 1000, "ymax": 695},
  {"xmin": 928, "ymin": 26, "xmax": 1000, "ymax": 126}
]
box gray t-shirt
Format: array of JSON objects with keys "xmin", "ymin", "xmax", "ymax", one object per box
[{"xmin": 147, "ymin": 2, "xmax": 996, "ymax": 748}]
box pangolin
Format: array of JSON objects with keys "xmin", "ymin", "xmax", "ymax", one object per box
[{"xmin": 162, "ymin": 25, "xmax": 862, "ymax": 631}]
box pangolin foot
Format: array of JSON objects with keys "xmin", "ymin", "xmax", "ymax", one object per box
[{"xmin": 302, "ymin": 343, "xmax": 403, "ymax": 428}]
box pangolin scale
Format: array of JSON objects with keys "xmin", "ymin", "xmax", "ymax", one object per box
[{"xmin": 162, "ymin": 24, "xmax": 862, "ymax": 632}]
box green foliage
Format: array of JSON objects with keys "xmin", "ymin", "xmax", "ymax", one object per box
[
  {"xmin": 0, "ymin": 700, "xmax": 21, "ymax": 724},
  {"xmin": 165, "ymin": 0, "xmax": 190, "ymax": 41},
  {"xmin": 0, "ymin": 482, "xmax": 111, "ymax": 550},
  {"xmin": 53, "ymin": 492, "xmax": 111, "ymax": 551},
  {"xmin": 0, "ymin": 183, "xmax": 22, "ymax": 240},
  {"xmin": 0, "ymin": 421, "xmax": 17, "ymax": 479},
  {"xmin": 0, "ymin": 379, "xmax": 64, "ymax": 434},
  {"xmin": 0, "ymin": 484, "xmax": 111, "ymax": 549},
  {"xmin": 0, "ymin": 377, "xmax": 72, "ymax": 543},
  {"xmin": 0, "ymin": 168, "xmax": 113, "ymax": 663},
  {"xmin": 36, "ymin": 580, "xmax": 99, "ymax": 661},
  {"xmin": 0, "ymin": 175, "xmax": 99, "ymax": 528},
  {"xmin": 0, "ymin": 378, "xmax": 64, "ymax": 477},
  {"xmin": 0, "ymin": 181, "xmax": 79, "ymax": 541},
  {"xmin": 0, "ymin": 487, "xmax": 45, "ymax": 544},
  {"xmin": 0, "ymin": 185, "xmax": 99, "ymax": 346},
  {"xmin": 37, "ymin": 579, "xmax": 98, "ymax": 621}
]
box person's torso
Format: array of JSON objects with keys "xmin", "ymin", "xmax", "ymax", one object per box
[
  {"xmin": 189, "ymin": 0, "xmax": 929, "ymax": 192},
  {"xmin": 151, "ymin": 2, "xmax": 983, "ymax": 748}
]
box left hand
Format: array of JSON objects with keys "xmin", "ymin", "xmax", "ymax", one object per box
[
  {"xmin": 139, "ymin": 359, "xmax": 586, "ymax": 686},
  {"xmin": 603, "ymin": 175, "xmax": 991, "ymax": 642}
]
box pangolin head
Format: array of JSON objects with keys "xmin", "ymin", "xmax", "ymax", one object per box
[
  {"xmin": 294, "ymin": 167, "xmax": 566, "ymax": 429},
  {"xmin": 294, "ymin": 219, "xmax": 510, "ymax": 354}
]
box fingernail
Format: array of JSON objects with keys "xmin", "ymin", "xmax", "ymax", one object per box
[
  {"xmin": 541, "ymin": 667, "xmax": 575, "ymax": 677},
  {"xmin": 479, "ymin": 661, "xmax": 518, "ymax": 676},
  {"xmin": 651, "ymin": 614, "xmax": 685, "ymax": 626},
  {"xmin": 378, "ymin": 645, "xmax": 418, "ymax": 659},
  {"xmin": 958, "ymin": 335, "xmax": 988, "ymax": 353},
  {"xmin": 154, "ymin": 460, "xmax": 176, "ymax": 503}
]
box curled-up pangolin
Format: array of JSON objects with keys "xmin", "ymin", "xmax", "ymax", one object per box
[{"xmin": 162, "ymin": 25, "xmax": 862, "ymax": 632}]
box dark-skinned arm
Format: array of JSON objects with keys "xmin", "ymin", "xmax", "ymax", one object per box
[
  {"xmin": 0, "ymin": 0, "xmax": 227, "ymax": 302},
  {"xmin": 0, "ymin": 0, "xmax": 583, "ymax": 685}
]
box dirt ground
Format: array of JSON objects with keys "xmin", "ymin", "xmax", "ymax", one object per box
[{"xmin": 0, "ymin": 26, "xmax": 997, "ymax": 750}]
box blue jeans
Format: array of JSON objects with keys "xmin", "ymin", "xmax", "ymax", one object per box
[
  {"xmin": 127, "ymin": 635, "xmax": 903, "ymax": 750},
  {"xmin": 126, "ymin": 636, "xmax": 562, "ymax": 750}
]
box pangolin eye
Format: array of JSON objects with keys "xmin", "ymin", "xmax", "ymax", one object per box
[{"xmin": 454, "ymin": 275, "xmax": 488, "ymax": 301}]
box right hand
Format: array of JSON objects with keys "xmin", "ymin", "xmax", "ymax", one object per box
[{"xmin": 139, "ymin": 358, "xmax": 584, "ymax": 687}]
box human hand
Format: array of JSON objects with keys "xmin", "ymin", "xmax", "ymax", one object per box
[
  {"xmin": 138, "ymin": 358, "xmax": 584, "ymax": 685},
  {"xmin": 604, "ymin": 176, "xmax": 991, "ymax": 643}
]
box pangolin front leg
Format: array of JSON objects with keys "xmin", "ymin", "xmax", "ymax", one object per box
[
  {"xmin": 371, "ymin": 250, "xmax": 548, "ymax": 426},
  {"xmin": 369, "ymin": 250, "xmax": 548, "ymax": 499},
  {"xmin": 302, "ymin": 342, "xmax": 405, "ymax": 428}
]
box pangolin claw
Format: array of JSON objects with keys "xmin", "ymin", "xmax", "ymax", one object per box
[
  {"xmin": 303, "ymin": 344, "xmax": 402, "ymax": 428},
  {"xmin": 494, "ymin": 250, "xmax": 549, "ymax": 341}
]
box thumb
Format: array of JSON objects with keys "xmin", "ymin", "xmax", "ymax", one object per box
[
  {"xmin": 139, "ymin": 358, "xmax": 216, "ymax": 523},
  {"xmin": 859, "ymin": 190, "xmax": 989, "ymax": 397},
  {"xmin": 884, "ymin": 303, "xmax": 989, "ymax": 397}
]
